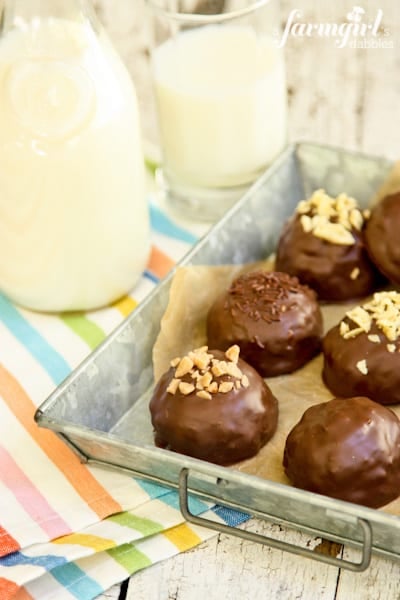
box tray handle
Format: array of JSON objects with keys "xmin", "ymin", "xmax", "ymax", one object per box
[{"xmin": 178, "ymin": 468, "xmax": 372, "ymax": 572}]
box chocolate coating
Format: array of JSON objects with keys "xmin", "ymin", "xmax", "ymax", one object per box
[
  {"xmin": 322, "ymin": 321, "xmax": 400, "ymax": 405},
  {"xmin": 206, "ymin": 271, "xmax": 323, "ymax": 377},
  {"xmin": 365, "ymin": 192, "xmax": 400, "ymax": 284},
  {"xmin": 283, "ymin": 396, "xmax": 400, "ymax": 508},
  {"xmin": 149, "ymin": 350, "xmax": 278, "ymax": 466},
  {"xmin": 276, "ymin": 213, "xmax": 379, "ymax": 301}
]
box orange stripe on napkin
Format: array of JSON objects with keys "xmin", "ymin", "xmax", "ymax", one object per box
[
  {"xmin": 0, "ymin": 365, "xmax": 122, "ymax": 520},
  {"xmin": 0, "ymin": 578, "xmax": 20, "ymax": 600},
  {"xmin": 147, "ymin": 246, "xmax": 175, "ymax": 279},
  {"xmin": 15, "ymin": 587, "xmax": 34, "ymax": 600},
  {"xmin": 0, "ymin": 526, "xmax": 19, "ymax": 558}
]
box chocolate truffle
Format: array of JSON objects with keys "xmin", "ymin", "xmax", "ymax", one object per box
[
  {"xmin": 283, "ymin": 396, "xmax": 400, "ymax": 508},
  {"xmin": 365, "ymin": 191, "xmax": 400, "ymax": 284},
  {"xmin": 206, "ymin": 271, "xmax": 323, "ymax": 377},
  {"xmin": 323, "ymin": 291, "xmax": 400, "ymax": 405},
  {"xmin": 276, "ymin": 189, "xmax": 379, "ymax": 301},
  {"xmin": 149, "ymin": 345, "xmax": 278, "ymax": 466}
]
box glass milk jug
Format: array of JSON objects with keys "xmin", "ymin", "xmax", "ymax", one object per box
[{"xmin": 0, "ymin": 0, "xmax": 150, "ymax": 312}]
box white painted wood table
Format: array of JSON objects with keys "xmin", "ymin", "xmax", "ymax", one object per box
[{"xmin": 95, "ymin": 1, "xmax": 400, "ymax": 598}]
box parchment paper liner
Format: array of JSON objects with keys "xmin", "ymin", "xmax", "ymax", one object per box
[
  {"xmin": 153, "ymin": 260, "xmax": 400, "ymax": 515},
  {"xmin": 371, "ymin": 160, "xmax": 400, "ymax": 205}
]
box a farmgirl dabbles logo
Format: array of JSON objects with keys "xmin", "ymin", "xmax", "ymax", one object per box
[{"xmin": 277, "ymin": 6, "xmax": 393, "ymax": 49}]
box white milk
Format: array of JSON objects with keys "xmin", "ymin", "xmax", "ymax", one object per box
[
  {"xmin": 152, "ymin": 25, "xmax": 287, "ymax": 189},
  {"xmin": 0, "ymin": 19, "xmax": 150, "ymax": 311}
]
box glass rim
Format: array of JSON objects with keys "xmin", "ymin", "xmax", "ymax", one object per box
[{"xmin": 145, "ymin": 0, "xmax": 272, "ymax": 24}]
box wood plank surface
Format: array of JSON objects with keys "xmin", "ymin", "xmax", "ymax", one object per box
[
  {"xmin": 94, "ymin": 1, "xmax": 400, "ymax": 598},
  {"xmin": 126, "ymin": 522, "xmax": 341, "ymax": 600},
  {"xmin": 126, "ymin": 526, "xmax": 400, "ymax": 600}
]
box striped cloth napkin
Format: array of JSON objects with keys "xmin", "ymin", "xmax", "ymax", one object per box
[{"xmin": 0, "ymin": 198, "xmax": 249, "ymax": 600}]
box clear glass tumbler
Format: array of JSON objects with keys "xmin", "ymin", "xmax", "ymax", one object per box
[{"xmin": 146, "ymin": 0, "xmax": 287, "ymax": 221}]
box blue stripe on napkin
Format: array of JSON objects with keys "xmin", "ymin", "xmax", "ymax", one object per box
[
  {"xmin": 51, "ymin": 563, "xmax": 103, "ymax": 599},
  {"xmin": 0, "ymin": 294, "xmax": 70, "ymax": 385},
  {"xmin": 150, "ymin": 203, "xmax": 198, "ymax": 245}
]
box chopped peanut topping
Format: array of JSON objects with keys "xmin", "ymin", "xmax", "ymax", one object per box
[
  {"xmin": 189, "ymin": 348, "xmax": 212, "ymax": 370},
  {"xmin": 368, "ymin": 334, "xmax": 380, "ymax": 343},
  {"xmin": 349, "ymin": 209, "xmax": 363, "ymax": 230},
  {"xmin": 178, "ymin": 382, "xmax": 195, "ymax": 395},
  {"xmin": 225, "ymin": 344, "xmax": 240, "ymax": 363},
  {"xmin": 175, "ymin": 356, "xmax": 194, "ymax": 378},
  {"xmin": 350, "ymin": 267, "xmax": 360, "ymax": 280},
  {"xmin": 297, "ymin": 189, "xmax": 365, "ymax": 246},
  {"xmin": 300, "ymin": 214, "xmax": 313, "ymax": 233},
  {"xmin": 313, "ymin": 221, "xmax": 354, "ymax": 245},
  {"xmin": 166, "ymin": 378, "xmax": 180, "ymax": 395},
  {"xmin": 341, "ymin": 292, "xmax": 400, "ymax": 343},
  {"xmin": 356, "ymin": 359, "xmax": 368, "ymax": 375},
  {"xmin": 345, "ymin": 306, "xmax": 371, "ymax": 333},
  {"xmin": 225, "ymin": 362, "xmax": 243, "ymax": 378},
  {"xmin": 219, "ymin": 381, "xmax": 234, "ymax": 393},
  {"xmin": 207, "ymin": 381, "xmax": 219, "ymax": 394},
  {"xmin": 211, "ymin": 361, "xmax": 226, "ymax": 378},
  {"xmin": 197, "ymin": 390, "xmax": 212, "ymax": 400},
  {"xmin": 166, "ymin": 345, "xmax": 250, "ymax": 398},
  {"xmin": 198, "ymin": 371, "xmax": 213, "ymax": 389},
  {"xmin": 343, "ymin": 326, "xmax": 364, "ymax": 339},
  {"xmin": 241, "ymin": 375, "xmax": 250, "ymax": 388}
]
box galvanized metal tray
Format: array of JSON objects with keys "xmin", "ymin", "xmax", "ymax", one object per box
[{"xmin": 35, "ymin": 142, "xmax": 400, "ymax": 572}]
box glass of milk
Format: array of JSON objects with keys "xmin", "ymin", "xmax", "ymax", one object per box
[
  {"xmin": 0, "ymin": 0, "xmax": 150, "ymax": 312},
  {"xmin": 146, "ymin": 0, "xmax": 287, "ymax": 221}
]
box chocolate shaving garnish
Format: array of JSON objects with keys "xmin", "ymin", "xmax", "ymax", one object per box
[{"xmin": 226, "ymin": 271, "xmax": 308, "ymax": 323}]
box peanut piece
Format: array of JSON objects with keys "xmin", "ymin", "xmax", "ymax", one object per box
[
  {"xmin": 207, "ymin": 381, "xmax": 218, "ymax": 394},
  {"xmin": 197, "ymin": 390, "xmax": 212, "ymax": 400},
  {"xmin": 218, "ymin": 381, "xmax": 234, "ymax": 393},
  {"xmin": 241, "ymin": 375, "xmax": 250, "ymax": 388},
  {"xmin": 166, "ymin": 378, "xmax": 180, "ymax": 395},
  {"xmin": 225, "ymin": 345, "xmax": 240, "ymax": 363},
  {"xmin": 175, "ymin": 356, "xmax": 194, "ymax": 378},
  {"xmin": 356, "ymin": 360, "xmax": 368, "ymax": 375},
  {"xmin": 178, "ymin": 381, "xmax": 195, "ymax": 395}
]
